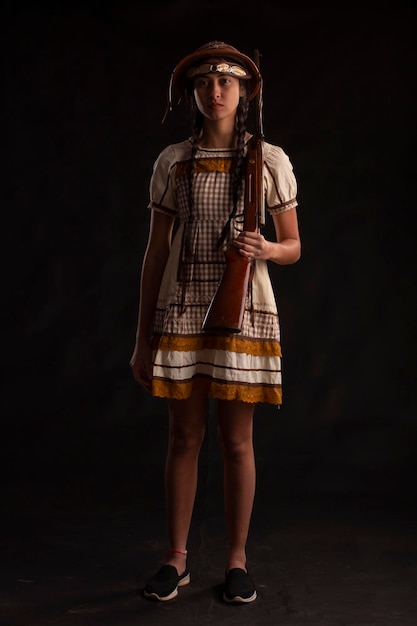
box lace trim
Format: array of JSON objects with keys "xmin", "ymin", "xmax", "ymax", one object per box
[
  {"xmin": 151, "ymin": 333, "xmax": 281, "ymax": 357},
  {"xmin": 152, "ymin": 377, "xmax": 282, "ymax": 405}
]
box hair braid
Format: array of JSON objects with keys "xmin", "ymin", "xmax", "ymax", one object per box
[
  {"xmin": 216, "ymin": 92, "xmax": 250, "ymax": 249},
  {"xmin": 188, "ymin": 112, "xmax": 204, "ymax": 211}
]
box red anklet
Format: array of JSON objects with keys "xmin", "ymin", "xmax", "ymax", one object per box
[{"xmin": 167, "ymin": 548, "xmax": 187, "ymax": 556}]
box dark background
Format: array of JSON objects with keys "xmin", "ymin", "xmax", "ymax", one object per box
[
  {"xmin": 4, "ymin": 0, "xmax": 416, "ymax": 511},
  {"xmin": 3, "ymin": 2, "xmax": 417, "ymax": 624}
]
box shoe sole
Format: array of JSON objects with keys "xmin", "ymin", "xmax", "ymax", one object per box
[
  {"xmin": 144, "ymin": 572, "xmax": 190, "ymax": 602},
  {"xmin": 223, "ymin": 590, "xmax": 257, "ymax": 603}
]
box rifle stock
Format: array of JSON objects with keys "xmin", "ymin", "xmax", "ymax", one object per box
[
  {"xmin": 202, "ymin": 248, "xmax": 252, "ymax": 333},
  {"xmin": 202, "ymin": 49, "xmax": 264, "ymax": 334}
]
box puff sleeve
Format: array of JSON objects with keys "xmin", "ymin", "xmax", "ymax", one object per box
[
  {"xmin": 263, "ymin": 142, "xmax": 298, "ymax": 215},
  {"xmin": 147, "ymin": 145, "xmax": 178, "ymax": 218}
]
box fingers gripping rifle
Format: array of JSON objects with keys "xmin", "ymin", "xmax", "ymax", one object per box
[{"xmin": 202, "ymin": 49, "xmax": 265, "ymax": 333}]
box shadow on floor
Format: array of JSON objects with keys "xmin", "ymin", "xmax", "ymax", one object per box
[{"xmin": 1, "ymin": 486, "xmax": 416, "ymax": 626}]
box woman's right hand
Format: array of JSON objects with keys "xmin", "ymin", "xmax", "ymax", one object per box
[{"xmin": 130, "ymin": 340, "xmax": 153, "ymax": 393}]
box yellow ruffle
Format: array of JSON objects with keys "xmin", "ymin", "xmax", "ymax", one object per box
[
  {"xmin": 152, "ymin": 377, "xmax": 282, "ymax": 405},
  {"xmin": 151, "ymin": 333, "xmax": 281, "ymax": 357},
  {"xmin": 176, "ymin": 157, "xmax": 234, "ymax": 177}
]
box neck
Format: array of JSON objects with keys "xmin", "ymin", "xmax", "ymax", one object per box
[
  {"xmin": 199, "ymin": 119, "xmax": 237, "ymax": 149},
  {"xmin": 199, "ymin": 132, "xmax": 236, "ymax": 150}
]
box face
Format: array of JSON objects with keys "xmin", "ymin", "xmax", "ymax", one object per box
[{"xmin": 193, "ymin": 74, "xmax": 245, "ymax": 122}]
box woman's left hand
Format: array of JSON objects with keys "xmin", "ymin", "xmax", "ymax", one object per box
[{"xmin": 233, "ymin": 231, "xmax": 272, "ymax": 261}]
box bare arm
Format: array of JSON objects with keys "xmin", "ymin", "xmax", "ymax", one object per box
[
  {"xmin": 130, "ymin": 210, "xmax": 175, "ymax": 391},
  {"xmin": 233, "ymin": 207, "xmax": 301, "ymax": 264}
]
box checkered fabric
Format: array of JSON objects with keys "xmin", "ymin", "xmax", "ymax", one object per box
[{"xmin": 147, "ymin": 138, "xmax": 298, "ymax": 404}]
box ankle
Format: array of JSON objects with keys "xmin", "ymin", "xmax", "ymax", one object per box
[
  {"xmin": 165, "ymin": 548, "xmax": 187, "ymax": 571},
  {"xmin": 226, "ymin": 553, "xmax": 247, "ymax": 573},
  {"xmin": 167, "ymin": 548, "xmax": 187, "ymax": 557}
]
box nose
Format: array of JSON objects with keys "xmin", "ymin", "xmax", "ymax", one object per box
[{"xmin": 209, "ymin": 81, "xmax": 221, "ymax": 100}]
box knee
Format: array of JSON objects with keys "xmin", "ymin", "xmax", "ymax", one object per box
[
  {"xmin": 169, "ymin": 428, "xmax": 205, "ymax": 456},
  {"xmin": 218, "ymin": 433, "xmax": 253, "ymax": 462}
]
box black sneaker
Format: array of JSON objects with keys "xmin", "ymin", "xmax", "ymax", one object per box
[
  {"xmin": 223, "ymin": 567, "xmax": 257, "ymax": 603},
  {"xmin": 144, "ymin": 564, "xmax": 190, "ymax": 601}
]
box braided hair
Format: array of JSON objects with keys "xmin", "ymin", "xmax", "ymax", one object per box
[{"xmin": 187, "ymin": 84, "xmax": 250, "ymax": 251}]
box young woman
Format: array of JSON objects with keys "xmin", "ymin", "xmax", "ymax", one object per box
[{"xmin": 130, "ymin": 40, "xmax": 301, "ymax": 604}]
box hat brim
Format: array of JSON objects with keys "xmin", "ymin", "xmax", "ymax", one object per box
[{"xmin": 171, "ymin": 44, "xmax": 261, "ymax": 102}]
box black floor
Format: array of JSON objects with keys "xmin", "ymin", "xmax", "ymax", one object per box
[{"xmin": 1, "ymin": 486, "xmax": 416, "ymax": 626}]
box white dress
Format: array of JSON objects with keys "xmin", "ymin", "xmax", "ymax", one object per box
[{"xmin": 147, "ymin": 136, "xmax": 298, "ymax": 404}]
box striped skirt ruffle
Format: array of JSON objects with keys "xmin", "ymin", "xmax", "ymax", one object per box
[{"xmin": 151, "ymin": 333, "xmax": 282, "ymax": 404}]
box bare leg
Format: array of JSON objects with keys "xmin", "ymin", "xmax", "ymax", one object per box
[
  {"xmin": 164, "ymin": 391, "xmax": 207, "ymax": 574},
  {"xmin": 217, "ymin": 400, "xmax": 256, "ymax": 572}
]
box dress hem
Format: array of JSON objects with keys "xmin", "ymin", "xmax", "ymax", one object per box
[{"xmin": 152, "ymin": 376, "xmax": 282, "ymax": 405}]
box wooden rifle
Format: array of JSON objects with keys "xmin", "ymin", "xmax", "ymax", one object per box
[{"xmin": 202, "ymin": 49, "xmax": 265, "ymax": 333}]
